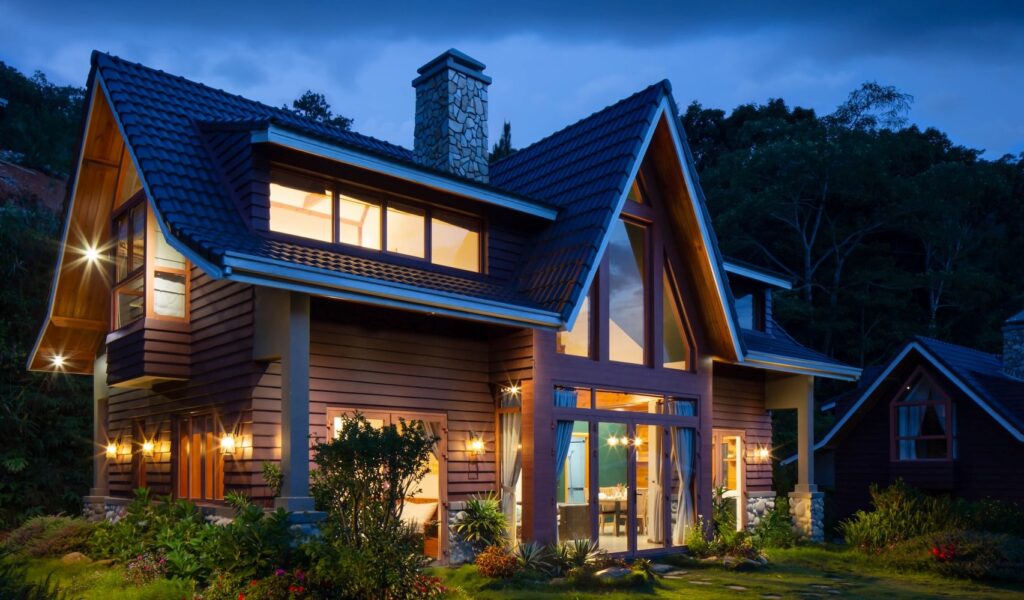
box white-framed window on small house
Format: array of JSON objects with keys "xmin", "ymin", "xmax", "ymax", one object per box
[{"xmin": 892, "ymin": 369, "xmax": 955, "ymax": 461}]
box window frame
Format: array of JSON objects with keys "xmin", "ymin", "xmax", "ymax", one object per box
[
  {"xmin": 606, "ymin": 215, "xmax": 651, "ymax": 366},
  {"xmin": 890, "ymin": 367, "xmax": 955, "ymax": 462},
  {"xmin": 268, "ymin": 168, "xmax": 486, "ymax": 274},
  {"xmin": 110, "ymin": 197, "xmax": 191, "ymax": 331},
  {"xmin": 174, "ymin": 413, "xmax": 226, "ymax": 502},
  {"xmin": 661, "ymin": 259, "xmax": 696, "ymax": 372}
]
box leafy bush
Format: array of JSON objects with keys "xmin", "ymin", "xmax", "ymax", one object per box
[
  {"xmin": 885, "ymin": 529, "xmax": 1024, "ymax": 582},
  {"xmin": 549, "ymin": 539, "xmax": 604, "ymax": 574},
  {"xmin": 306, "ymin": 413, "xmax": 437, "ymax": 599},
  {"xmin": 712, "ymin": 486, "xmax": 737, "ymax": 539},
  {"xmin": 841, "ymin": 481, "xmax": 962, "ymax": 550},
  {"xmin": 750, "ymin": 496, "xmax": 797, "ymax": 549},
  {"xmin": 475, "ymin": 545, "xmax": 518, "ymax": 579},
  {"xmin": 1, "ymin": 516, "xmax": 95, "ymax": 558},
  {"xmin": 206, "ymin": 494, "xmax": 297, "ymax": 583},
  {"xmin": 262, "ymin": 462, "xmax": 283, "ymax": 498},
  {"xmin": 513, "ymin": 541, "xmax": 551, "ymax": 575},
  {"xmin": 452, "ymin": 493, "xmax": 507, "ymax": 551}
]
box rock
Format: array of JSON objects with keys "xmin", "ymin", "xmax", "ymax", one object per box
[
  {"xmin": 594, "ymin": 567, "xmax": 632, "ymax": 580},
  {"xmin": 650, "ymin": 563, "xmax": 676, "ymax": 574},
  {"xmin": 726, "ymin": 584, "xmax": 748, "ymax": 591},
  {"xmin": 722, "ymin": 556, "xmax": 737, "ymax": 568},
  {"xmin": 61, "ymin": 552, "xmax": 90, "ymax": 564},
  {"xmin": 549, "ymin": 577, "xmax": 566, "ymax": 585}
]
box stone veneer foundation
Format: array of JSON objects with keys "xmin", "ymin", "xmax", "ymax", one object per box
[
  {"xmin": 744, "ymin": 491, "xmax": 777, "ymax": 529},
  {"xmin": 789, "ymin": 490, "xmax": 825, "ymax": 542}
]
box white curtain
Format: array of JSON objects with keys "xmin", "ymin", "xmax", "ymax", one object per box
[
  {"xmin": 553, "ymin": 388, "xmax": 578, "ymax": 482},
  {"xmin": 647, "ymin": 423, "xmax": 664, "ymax": 543},
  {"xmin": 671, "ymin": 400, "xmax": 696, "ymax": 545},
  {"xmin": 898, "ymin": 405, "xmax": 925, "ymax": 459},
  {"xmin": 424, "ymin": 420, "xmax": 443, "ymax": 460},
  {"xmin": 499, "ymin": 390, "xmax": 522, "ymax": 546}
]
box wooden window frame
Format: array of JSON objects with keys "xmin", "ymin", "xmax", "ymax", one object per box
[
  {"xmin": 269, "ymin": 168, "xmax": 485, "ymax": 274},
  {"xmin": 556, "ymin": 279, "xmax": 596, "ymax": 359},
  {"xmin": 132, "ymin": 420, "xmax": 148, "ymax": 490},
  {"xmin": 606, "ymin": 215, "xmax": 651, "ymax": 367},
  {"xmin": 110, "ymin": 197, "xmax": 191, "ymax": 331},
  {"xmin": 711, "ymin": 428, "xmax": 746, "ymax": 531},
  {"xmin": 662, "ymin": 259, "xmax": 697, "ymax": 373},
  {"xmin": 890, "ymin": 367, "xmax": 954, "ymax": 462}
]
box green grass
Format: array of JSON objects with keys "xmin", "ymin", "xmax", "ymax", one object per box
[
  {"xmin": 14, "ymin": 558, "xmax": 192, "ymax": 600},
  {"xmin": 431, "ymin": 545, "xmax": 1024, "ymax": 599}
]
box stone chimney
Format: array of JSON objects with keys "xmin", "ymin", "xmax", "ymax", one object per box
[
  {"xmin": 412, "ymin": 49, "xmax": 491, "ymax": 182},
  {"xmin": 1003, "ymin": 310, "xmax": 1024, "ymax": 380}
]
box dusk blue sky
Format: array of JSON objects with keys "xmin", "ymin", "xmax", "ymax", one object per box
[{"xmin": 2, "ymin": 1, "xmax": 1022, "ymax": 158}]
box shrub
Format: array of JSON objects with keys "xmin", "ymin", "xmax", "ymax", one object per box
[
  {"xmin": 306, "ymin": 413, "xmax": 437, "ymax": 599},
  {"xmin": 452, "ymin": 493, "xmax": 507, "ymax": 551},
  {"xmin": 684, "ymin": 514, "xmax": 713, "ymax": 557},
  {"xmin": 124, "ymin": 552, "xmax": 168, "ymax": 586},
  {"xmin": 549, "ymin": 539, "xmax": 604, "ymax": 574},
  {"xmin": 1, "ymin": 516, "xmax": 95, "ymax": 558},
  {"xmin": 475, "ymin": 545, "xmax": 519, "ymax": 579},
  {"xmin": 840, "ymin": 480, "xmax": 959, "ymax": 550},
  {"xmin": 750, "ymin": 496, "xmax": 797, "ymax": 549},
  {"xmin": 261, "ymin": 462, "xmax": 283, "ymax": 498},
  {"xmin": 206, "ymin": 494, "xmax": 297, "ymax": 582},
  {"xmin": 513, "ymin": 541, "xmax": 551, "ymax": 575},
  {"xmin": 407, "ymin": 573, "xmax": 449, "ymax": 600},
  {"xmin": 712, "ymin": 486, "xmax": 737, "ymax": 539}
]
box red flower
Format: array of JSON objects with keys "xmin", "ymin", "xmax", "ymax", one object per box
[{"xmin": 237, "ymin": 595, "xmax": 245, "ymax": 600}]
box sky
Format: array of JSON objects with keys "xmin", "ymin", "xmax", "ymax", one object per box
[{"xmin": 2, "ymin": 1, "xmax": 1023, "ymax": 158}]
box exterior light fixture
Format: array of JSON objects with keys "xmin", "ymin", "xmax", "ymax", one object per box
[
  {"xmin": 503, "ymin": 383, "xmax": 520, "ymax": 396},
  {"xmin": 105, "ymin": 443, "xmax": 117, "ymax": 458},
  {"xmin": 51, "ymin": 355, "xmax": 65, "ymax": 369},
  {"xmin": 468, "ymin": 436, "xmax": 485, "ymax": 455},
  {"xmin": 142, "ymin": 441, "xmax": 154, "ymax": 456},
  {"xmin": 83, "ymin": 245, "xmax": 101, "ymax": 264},
  {"xmin": 754, "ymin": 445, "xmax": 771, "ymax": 463},
  {"xmin": 220, "ymin": 434, "xmax": 236, "ymax": 454}
]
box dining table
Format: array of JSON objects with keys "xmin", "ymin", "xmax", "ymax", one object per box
[{"xmin": 598, "ymin": 493, "xmax": 627, "ymax": 536}]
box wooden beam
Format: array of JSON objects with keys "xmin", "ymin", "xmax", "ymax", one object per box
[
  {"xmin": 82, "ymin": 157, "xmax": 120, "ymax": 169},
  {"xmin": 51, "ymin": 316, "xmax": 108, "ymax": 331}
]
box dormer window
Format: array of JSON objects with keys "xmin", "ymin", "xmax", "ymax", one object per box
[
  {"xmin": 735, "ymin": 291, "xmax": 765, "ymax": 331},
  {"xmin": 268, "ymin": 169, "xmax": 483, "ymax": 273}
]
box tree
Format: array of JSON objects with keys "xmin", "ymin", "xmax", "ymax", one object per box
[
  {"xmin": 287, "ymin": 90, "xmax": 353, "ymax": 131},
  {"xmin": 0, "ymin": 62, "xmax": 85, "ymax": 175},
  {"xmin": 489, "ymin": 121, "xmax": 515, "ymax": 162}
]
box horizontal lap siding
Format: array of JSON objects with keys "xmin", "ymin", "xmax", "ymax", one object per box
[
  {"xmin": 712, "ymin": 366, "xmax": 772, "ymax": 492},
  {"xmin": 107, "ymin": 270, "xmax": 258, "ymax": 499}
]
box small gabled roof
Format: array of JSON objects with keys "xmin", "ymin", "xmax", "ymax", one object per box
[
  {"xmin": 817, "ymin": 335, "xmax": 1024, "ymax": 450},
  {"xmin": 741, "ymin": 325, "xmax": 859, "ymax": 380}
]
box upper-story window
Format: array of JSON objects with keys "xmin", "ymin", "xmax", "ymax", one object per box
[
  {"xmin": 110, "ymin": 150, "xmax": 188, "ymax": 330},
  {"xmin": 662, "ymin": 264, "xmax": 693, "ymax": 370},
  {"xmin": 112, "ymin": 198, "xmax": 189, "ymax": 329},
  {"xmin": 892, "ymin": 370, "xmax": 955, "ymax": 461},
  {"xmin": 734, "ymin": 290, "xmax": 765, "ymax": 331},
  {"xmin": 557, "ymin": 288, "xmax": 591, "ymax": 357},
  {"xmin": 269, "ymin": 169, "xmax": 482, "ymax": 273},
  {"xmin": 608, "ymin": 218, "xmax": 647, "ymax": 364}
]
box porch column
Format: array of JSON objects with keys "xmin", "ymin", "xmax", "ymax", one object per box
[
  {"xmin": 523, "ymin": 331, "xmax": 556, "ymax": 544},
  {"xmin": 275, "ymin": 292, "xmax": 316, "ymax": 514},
  {"xmin": 765, "ymin": 374, "xmax": 824, "ymax": 541},
  {"xmin": 83, "ymin": 352, "xmax": 109, "ymax": 520}
]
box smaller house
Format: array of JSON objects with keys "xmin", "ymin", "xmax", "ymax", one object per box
[{"xmin": 812, "ymin": 311, "xmax": 1024, "ymax": 521}]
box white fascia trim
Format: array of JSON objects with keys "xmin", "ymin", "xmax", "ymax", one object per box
[
  {"xmin": 820, "ymin": 401, "xmax": 836, "ymax": 412},
  {"xmin": 252, "ymin": 125, "xmax": 558, "ymax": 221},
  {"xmin": 561, "ymin": 102, "xmax": 664, "ymax": 331},
  {"xmin": 723, "ymin": 261, "xmax": 793, "ymax": 290},
  {"xmin": 743, "ymin": 351, "xmax": 861, "ymax": 381},
  {"xmin": 221, "ymin": 251, "xmax": 562, "ymax": 329},
  {"xmin": 27, "ymin": 84, "xmax": 100, "ymax": 371},
  {"xmin": 661, "ymin": 102, "xmax": 744, "ymax": 360},
  {"xmin": 95, "ymin": 74, "xmax": 224, "ymax": 280}
]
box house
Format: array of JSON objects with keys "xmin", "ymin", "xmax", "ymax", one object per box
[
  {"xmin": 27, "ymin": 49, "xmax": 858, "ymax": 561},
  {"xmin": 811, "ymin": 314, "xmax": 1024, "ymax": 522}
]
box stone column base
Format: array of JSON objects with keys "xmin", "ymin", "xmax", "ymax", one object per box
[
  {"xmin": 446, "ymin": 500, "xmax": 477, "ymax": 565},
  {"xmin": 744, "ymin": 491, "xmax": 777, "ymax": 530},
  {"xmin": 81, "ymin": 496, "xmax": 129, "ymax": 522},
  {"xmin": 789, "ymin": 490, "xmax": 825, "ymax": 542}
]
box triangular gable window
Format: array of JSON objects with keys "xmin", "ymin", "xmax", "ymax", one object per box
[
  {"xmin": 627, "ymin": 177, "xmax": 647, "ymax": 205},
  {"xmin": 892, "ymin": 369, "xmax": 954, "ymax": 461},
  {"xmin": 662, "ymin": 262, "xmax": 693, "ymax": 371}
]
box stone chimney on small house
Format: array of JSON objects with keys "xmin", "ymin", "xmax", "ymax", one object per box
[
  {"xmin": 1003, "ymin": 310, "xmax": 1024, "ymax": 380},
  {"xmin": 412, "ymin": 49, "xmax": 491, "ymax": 183}
]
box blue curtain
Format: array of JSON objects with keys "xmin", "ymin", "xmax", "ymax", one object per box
[{"xmin": 553, "ymin": 388, "xmax": 578, "ymax": 482}]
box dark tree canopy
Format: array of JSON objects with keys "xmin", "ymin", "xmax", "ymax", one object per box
[
  {"xmin": 287, "ymin": 90, "xmax": 353, "ymax": 131},
  {"xmin": 0, "ymin": 62, "xmax": 85, "ymax": 176},
  {"xmin": 489, "ymin": 121, "xmax": 515, "ymax": 162}
]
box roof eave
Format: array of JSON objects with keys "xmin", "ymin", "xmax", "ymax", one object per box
[
  {"xmin": 220, "ymin": 251, "xmax": 562, "ymax": 329},
  {"xmin": 742, "ymin": 350, "xmax": 862, "ymax": 381},
  {"xmin": 723, "ymin": 261, "xmax": 793, "ymax": 290},
  {"xmin": 252, "ymin": 124, "xmax": 559, "ymax": 221}
]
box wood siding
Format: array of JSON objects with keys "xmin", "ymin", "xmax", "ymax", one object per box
[
  {"xmin": 106, "ymin": 269, "xmax": 259, "ymax": 500},
  {"xmin": 832, "ymin": 356, "xmax": 1024, "ymax": 522},
  {"xmin": 712, "ymin": 364, "xmax": 772, "ymax": 492},
  {"xmin": 106, "ymin": 318, "xmax": 190, "ymax": 385}
]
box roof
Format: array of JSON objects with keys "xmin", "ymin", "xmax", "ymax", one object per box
[
  {"xmin": 817, "ymin": 335, "xmax": 1024, "ymax": 450},
  {"xmin": 723, "ymin": 257, "xmax": 793, "ymax": 290},
  {"xmin": 740, "ymin": 323, "xmax": 860, "ymax": 380}
]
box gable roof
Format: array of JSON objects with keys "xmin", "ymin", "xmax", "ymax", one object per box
[
  {"xmin": 742, "ymin": 325, "xmax": 860, "ymax": 380},
  {"xmin": 818, "ymin": 336, "xmax": 1024, "ymax": 449}
]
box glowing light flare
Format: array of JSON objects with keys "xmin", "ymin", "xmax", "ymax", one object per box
[
  {"xmin": 105, "ymin": 443, "xmax": 117, "ymax": 458},
  {"xmin": 220, "ymin": 434, "xmax": 237, "ymax": 454},
  {"xmin": 142, "ymin": 441, "xmax": 154, "ymax": 456},
  {"xmin": 51, "ymin": 355, "xmax": 66, "ymax": 369},
  {"xmin": 468, "ymin": 437, "xmax": 486, "ymax": 454},
  {"xmin": 83, "ymin": 245, "xmax": 101, "ymax": 264}
]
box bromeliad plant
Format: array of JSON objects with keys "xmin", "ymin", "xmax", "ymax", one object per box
[{"xmin": 452, "ymin": 493, "xmax": 507, "ymax": 550}]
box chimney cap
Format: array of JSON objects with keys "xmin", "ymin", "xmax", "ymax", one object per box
[{"xmin": 413, "ymin": 48, "xmax": 492, "ymax": 87}]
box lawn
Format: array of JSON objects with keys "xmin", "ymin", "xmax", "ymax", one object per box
[{"xmin": 432, "ymin": 545, "xmax": 1024, "ymax": 599}]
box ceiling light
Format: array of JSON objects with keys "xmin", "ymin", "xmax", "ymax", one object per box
[
  {"xmin": 51, "ymin": 355, "xmax": 65, "ymax": 369},
  {"xmin": 83, "ymin": 246, "xmax": 101, "ymax": 264}
]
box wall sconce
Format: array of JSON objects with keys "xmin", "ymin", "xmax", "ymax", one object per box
[
  {"xmin": 503, "ymin": 383, "xmax": 520, "ymax": 396},
  {"xmin": 220, "ymin": 434, "xmax": 237, "ymax": 455},
  {"xmin": 142, "ymin": 441, "xmax": 154, "ymax": 456},
  {"xmin": 105, "ymin": 442, "xmax": 118, "ymax": 459},
  {"xmin": 753, "ymin": 445, "xmax": 771, "ymax": 464},
  {"xmin": 468, "ymin": 435, "xmax": 485, "ymax": 455}
]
